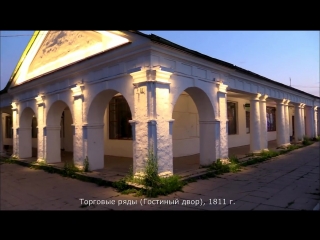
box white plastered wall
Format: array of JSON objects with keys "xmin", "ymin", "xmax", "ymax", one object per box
[{"xmin": 172, "ymin": 91, "xmax": 199, "ymax": 157}]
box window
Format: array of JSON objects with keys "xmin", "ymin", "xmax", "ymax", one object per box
[
  {"xmin": 267, "ymin": 107, "xmax": 276, "ymax": 131},
  {"xmin": 246, "ymin": 110, "xmax": 250, "ymax": 133},
  {"xmin": 227, "ymin": 101, "xmax": 237, "ymax": 135},
  {"xmin": 31, "ymin": 117, "xmax": 37, "ymax": 138},
  {"xmin": 109, "ymin": 95, "xmax": 132, "ymax": 139},
  {"xmin": 5, "ymin": 116, "xmax": 13, "ymax": 138}
]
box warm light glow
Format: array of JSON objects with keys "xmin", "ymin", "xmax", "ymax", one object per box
[
  {"xmin": 11, "ymin": 102, "xmax": 18, "ymax": 109},
  {"xmin": 71, "ymin": 84, "xmax": 84, "ymax": 97},
  {"xmin": 14, "ymin": 31, "xmax": 130, "ymax": 85}
]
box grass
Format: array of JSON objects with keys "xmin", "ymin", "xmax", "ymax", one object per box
[
  {"xmin": 302, "ymin": 136, "xmax": 312, "ymax": 146},
  {"xmin": 1, "ymin": 139, "xmax": 318, "ymax": 197},
  {"xmin": 113, "ymin": 148, "xmax": 185, "ymax": 198}
]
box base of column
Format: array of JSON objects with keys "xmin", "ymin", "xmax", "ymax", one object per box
[
  {"xmin": 133, "ymin": 172, "xmax": 145, "ymax": 179},
  {"xmin": 283, "ymin": 143, "xmax": 291, "ymax": 147},
  {"xmin": 37, "ymin": 158, "xmax": 46, "ymax": 163},
  {"xmin": 158, "ymin": 171, "xmax": 173, "ymax": 178},
  {"xmin": 133, "ymin": 171, "xmax": 173, "ymax": 179},
  {"xmin": 251, "ymin": 150, "xmax": 262, "ymax": 154},
  {"xmin": 220, "ymin": 158, "xmax": 231, "ymax": 165},
  {"xmin": 261, "ymin": 148, "xmax": 269, "ymax": 152}
]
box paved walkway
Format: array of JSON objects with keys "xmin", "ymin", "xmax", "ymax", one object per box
[
  {"xmin": 1, "ymin": 141, "xmax": 319, "ymax": 210},
  {"xmin": 3, "ymin": 140, "xmax": 281, "ymax": 182}
]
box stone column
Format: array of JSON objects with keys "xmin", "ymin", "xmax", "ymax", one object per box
[
  {"xmin": 216, "ymin": 82, "xmax": 228, "ymax": 160},
  {"xmin": 35, "ymin": 95, "xmax": 46, "ymax": 162},
  {"xmin": 0, "ymin": 111, "xmax": 5, "ymax": 156},
  {"xmin": 83, "ymin": 123, "xmax": 104, "ymax": 170},
  {"xmin": 129, "ymin": 66, "xmax": 173, "ymax": 176},
  {"xmin": 314, "ymin": 106, "xmax": 318, "ymax": 138},
  {"xmin": 250, "ymin": 93, "xmax": 262, "ymax": 153},
  {"xmin": 305, "ymin": 106, "xmax": 315, "ymax": 139},
  {"xmin": 294, "ymin": 103, "xmax": 303, "ymax": 142},
  {"xmin": 301, "ymin": 104, "xmax": 306, "ymax": 137},
  {"xmin": 71, "ymin": 84, "xmax": 85, "ymax": 168},
  {"xmin": 259, "ymin": 94, "xmax": 268, "ymax": 151},
  {"xmin": 45, "ymin": 125, "xmax": 61, "ymax": 163},
  {"xmin": 276, "ymin": 99, "xmax": 287, "ymax": 147},
  {"xmin": 284, "ymin": 99, "xmax": 291, "ymax": 145},
  {"xmin": 11, "ymin": 102, "xmax": 19, "ymax": 158}
]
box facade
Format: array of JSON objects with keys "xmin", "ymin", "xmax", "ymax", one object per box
[{"xmin": 0, "ymin": 30, "xmax": 319, "ymax": 177}]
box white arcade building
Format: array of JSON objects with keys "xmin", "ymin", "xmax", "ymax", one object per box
[{"xmin": 0, "ymin": 30, "xmax": 319, "ymax": 176}]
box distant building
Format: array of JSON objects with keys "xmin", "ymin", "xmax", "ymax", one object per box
[{"xmin": 1, "ymin": 31, "xmax": 319, "ymax": 176}]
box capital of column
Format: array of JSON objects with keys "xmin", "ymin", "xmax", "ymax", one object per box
[
  {"xmin": 82, "ymin": 123, "xmax": 104, "ymax": 129},
  {"xmin": 35, "ymin": 94, "xmax": 46, "ymax": 107},
  {"xmin": 216, "ymin": 82, "xmax": 228, "ymax": 94},
  {"xmin": 292, "ymin": 102, "xmax": 304, "ymax": 109},
  {"xmin": 259, "ymin": 94, "xmax": 268, "ymax": 102},
  {"xmin": 71, "ymin": 84, "xmax": 84, "ymax": 98},
  {"xmin": 128, "ymin": 120, "xmax": 136, "ymax": 126},
  {"xmin": 11, "ymin": 101, "xmax": 19, "ymax": 111},
  {"xmin": 314, "ymin": 106, "xmax": 318, "ymax": 112},
  {"xmin": 251, "ymin": 93, "xmax": 262, "ymax": 101},
  {"xmin": 148, "ymin": 119, "xmax": 157, "ymax": 125},
  {"xmin": 276, "ymin": 98, "xmax": 287, "ymax": 105},
  {"xmin": 284, "ymin": 99, "xmax": 290, "ymax": 105},
  {"xmin": 129, "ymin": 66, "xmax": 173, "ymax": 86}
]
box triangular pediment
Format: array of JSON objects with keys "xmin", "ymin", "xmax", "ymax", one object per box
[{"xmin": 13, "ymin": 31, "xmax": 130, "ymax": 86}]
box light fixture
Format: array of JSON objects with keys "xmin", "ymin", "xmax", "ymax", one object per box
[{"xmin": 243, "ymin": 103, "xmax": 250, "ymax": 111}]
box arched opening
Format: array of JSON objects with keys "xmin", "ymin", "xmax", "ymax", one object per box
[
  {"xmin": 172, "ymin": 87, "xmax": 216, "ymax": 174},
  {"xmin": 1, "ymin": 107, "xmax": 13, "ymax": 156},
  {"xmin": 19, "ymin": 107, "xmax": 38, "ymax": 158},
  {"xmin": 87, "ymin": 90, "xmax": 133, "ymax": 171},
  {"xmin": 46, "ymin": 101, "xmax": 73, "ymax": 164}
]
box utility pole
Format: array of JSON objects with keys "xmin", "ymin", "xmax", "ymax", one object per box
[{"xmin": 290, "ymin": 77, "xmax": 291, "ymax": 87}]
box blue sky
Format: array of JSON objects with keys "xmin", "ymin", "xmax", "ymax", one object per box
[{"xmin": 1, "ymin": 31, "xmax": 319, "ymax": 97}]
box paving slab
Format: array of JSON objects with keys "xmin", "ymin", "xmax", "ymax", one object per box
[{"xmin": 1, "ymin": 141, "xmax": 319, "ymax": 210}]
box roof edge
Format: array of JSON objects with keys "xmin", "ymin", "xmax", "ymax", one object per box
[{"xmin": 0, "ymin": 31, "xmax": 40, "ymax": 95}]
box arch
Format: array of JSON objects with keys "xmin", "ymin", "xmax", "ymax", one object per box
[
  {"xmin": 18, "ymin": 107, "xmax": 37, "ymax": 158},
  {"xmin": 172, "ymin": 87, "xmax": 215, "ymax": 121},
  {"xmin": 47, "ymin": 100, "xmax": 73, "ymax": 126},
  {"xmin": 45, "ymin": 100, "xmax": 73, "ymax": 164},
  {"xmin": 87, "ymin": 89, "xmax": 133, "ymax": 125},
  {"xmin": 172, "ymin": 87, "xmax": 217, "ymax": 168},
  {"xmin": 184, "ymin": 87, "xmax": 215, "ymax": 121},
  {"xmin": 20, "ymin": 107, "xmax": 35, "ymax": 128},
  {"xmin": 86, "ymin": 89, "xmax": 133, "ymax": 171}
]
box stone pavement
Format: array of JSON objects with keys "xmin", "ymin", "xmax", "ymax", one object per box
[{"xmin": 0, "ymin": 142, "xmax": 319, "ymax": 210}]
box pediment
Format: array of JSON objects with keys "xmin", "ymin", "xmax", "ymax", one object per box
[{"xmin": 13, "ymin": 31, "xmax": 130, "ymax": 86}]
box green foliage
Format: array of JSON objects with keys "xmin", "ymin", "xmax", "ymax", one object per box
[
  {"xmin": 83, "ymin": 156, "xmax": 90, "ymax": 172},
  {"xmin": 259, "ymin": 150, "xmax": 279, "ymax": 158},
  {"xmin": 208, "ymin": 155, "xmax": 241, "ymax": 174},
  {"xmin": 142, "ymin": 149, "xmax": 160, "ymax": 188},
  {"xmin": 113, "ymin": 147, "xmax": 185, "ymax": 198},
  {"xmin": 63, "ymin": 161, "xmax": 80, "ymax": 177},
  {"xmin": 302, "ymin": 136, "xmax": 312, "ymax": 146},
  {"xmin": 208, "ymin": 159, "xmax": 231, "ymax": 174}
]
